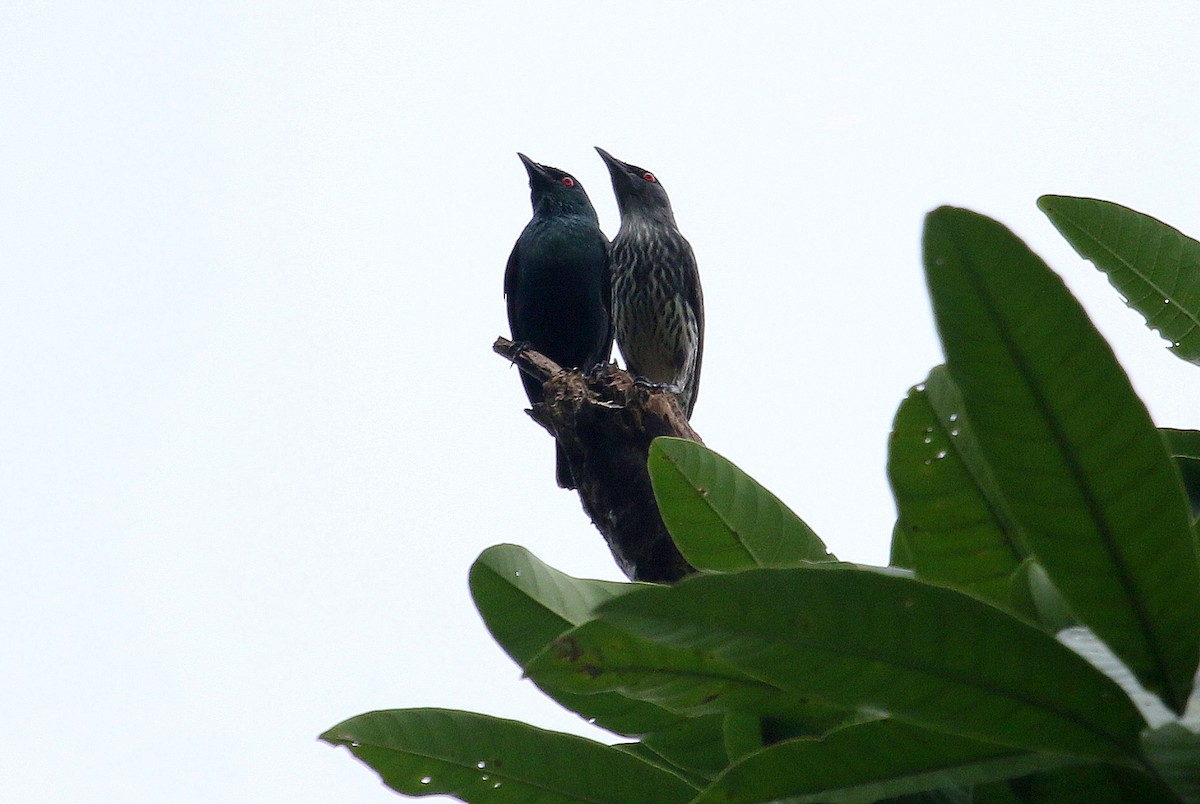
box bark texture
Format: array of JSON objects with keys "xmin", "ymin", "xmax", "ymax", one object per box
[{"xmin": 495, "ymin": 337, "xmax": 699, "ymax": 582}]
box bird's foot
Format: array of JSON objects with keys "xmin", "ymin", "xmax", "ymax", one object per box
[
  {"xmin": 633, "ymin": 376, "xmax": 683, "ymax": 395},
  {"xmin": 582, "ymin": 361, "xmax": 611, "ymax": 380},
  {"xmin": 507, "ymin": 340, "xmax": 534, "ymax": 363}
]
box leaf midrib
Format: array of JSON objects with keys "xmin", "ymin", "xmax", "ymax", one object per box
[
  {"xmin": 1052, "ymin": 207, "xmax": 1200, "ymax": 336},
  {"xmin": 612, "ymin": 609, "xmax": 1137, "ymax": 758}
]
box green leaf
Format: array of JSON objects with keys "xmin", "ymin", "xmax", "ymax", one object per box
[
  {"xmin": 470, "ymin": 544, "xmax": 631, "ymax": 663},
  {"xmin": 470, "ymin": 546, "xmax": 750, "ymax": 782},
  {"xmin": 1007, "ymin": 559, "xmax": 1077, "ymax": 632},
  {"xmin": 469, "ymin": 544, "xmax": 683, "ymax": 737},
  {"xmin": 970, "ymin": 780, "xmax": 1026, "ymax": 803},
  {"xmin": 597, "ymin": 566, "xmax": 1146, "ymax": 760},
  {"xmin": 1038, "ymin": 195, "xmax": 1200, "ymax": 365},
  {"xmin": 890, "ymin": 519, "xmax": 915, "ymax": 569},
  {"xmin": 1056, "ymin": 628, "xmax": 1177, "ymax": 731},
  {"xmin": 722, "ymin": 712, "xmax": 767, "ymax": 763},
  {"xmin": 923, "ymin": 205, "xmax": 1200, "ymax": 714},
  {"xmin": 1161, "ymin": 428, "xmax": 1200, "ymax": 461},
  {"xmin": 887, "ymin": 366, "xmax": 1027, "ymax": 605},
  {"xmin": 611, "ymin": 742, "xmax": 713, "ymax": 789},
  {"xmin": 983, "ymin": 763, "xmax": 1177, "ymax": 803},
  {"xmin": 321, "ymin": 708, "xmax": 697, "ymax": 802},
  {"xmin": 639, "ymin": 714, "xmax": 730, "ymax": 781},
  {"xmin": 647, "ymin": 437, "xmax": 833, "ymax": 571},
  {"xmin": 1141, "ymin": 722, "xmax": 1200, "ymax": 802},
  {"xmin": 1161, "ymin": 428, "xmax": 1200, "ymax": 518},
  {"xmin": 525, "ymin": 618, "xmax": 853, "ymax": 731},
  {"xmin": 693, "ymin": 718, "xmax": 1078, "ymax": 804},
  {"xmin": 885, "ymin": 790, "xmax": 974, "ymax": 804}
]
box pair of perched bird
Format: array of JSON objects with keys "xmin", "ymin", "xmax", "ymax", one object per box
[{"xmin": 504, "ymin": 147, "xmax": 704, "ymax": 489}]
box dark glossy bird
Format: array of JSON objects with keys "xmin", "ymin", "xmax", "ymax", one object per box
[
  {"xmin": 595, "ymin": 147, "xmax": 704, "ymax": 417},
  {"xmin": 505, "ymin": 153, "xmax": 612, "ymax": 488}
]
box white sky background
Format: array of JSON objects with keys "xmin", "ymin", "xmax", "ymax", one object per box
[{"xmin": 2, "ymin": 2, "xmax": 1198, "ymax": 801}]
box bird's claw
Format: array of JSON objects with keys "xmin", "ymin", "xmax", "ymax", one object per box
[
  {"xmin": 507, "ymin": 340, "xmax": 533, "ymax": 363},
  {"xmin": 582, "ymin": 361, "xmax": 610, "ymax": 380},
  {"xmin": 633, "ymin": 376, "xmax": 682, "ymax": 395}
]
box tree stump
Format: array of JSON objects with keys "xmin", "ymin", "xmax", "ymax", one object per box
[{"xmin": 494, "ymin": 337, "xmax": 699, "ymax": 583}]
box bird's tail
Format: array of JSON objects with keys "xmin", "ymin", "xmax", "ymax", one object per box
[{"xmin": 555, "ymin": 441, "xmax": 575, "ymax": 489}]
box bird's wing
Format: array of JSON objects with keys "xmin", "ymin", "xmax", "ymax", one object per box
[
  {"xmin": 682, "ymin": 241, "xmax": 704, "ymax": 417},
  {"xmin": 503, "ymin": 240, "xmax": 522, "ymax": 331},
  {"xmin": 599, "ymin": 232, "xmax": 616, "ymax": 359},
  {"xmin": 503, "ymin": 241, "xmax": 519, "ymax": 298}
]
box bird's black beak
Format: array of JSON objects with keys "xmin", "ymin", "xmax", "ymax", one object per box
[
  {"xmin": 595, "ymin": 147, "xmax": 640, "ymax": 193},
  {"xmin": 517, "ymin": 152, "xmax": 555, "ymax": 187},
  {"xmin": 594, "ymin": 146, "xmax": 628, "ymax": 175}
]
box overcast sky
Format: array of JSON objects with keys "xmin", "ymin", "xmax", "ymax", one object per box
[{"xmin": 2, "ymin": 2, "xmax": 1198, "ymax": 802}]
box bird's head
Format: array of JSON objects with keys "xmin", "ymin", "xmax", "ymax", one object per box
[
  {"xmin": 517, "ymin": 153, "xmax": 598, "ymax": 220},
  {"xmin": 594, "ymin": 147, "xmax": 676, "ymax": 224}
]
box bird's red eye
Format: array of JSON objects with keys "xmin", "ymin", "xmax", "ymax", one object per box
[
  {"xmin": 561, "ymin": 176, "xmax": 575, "ymax": 187},
  {"xmin": 642, "ymin": 172, "xmax": 656, "ymax": 182}
]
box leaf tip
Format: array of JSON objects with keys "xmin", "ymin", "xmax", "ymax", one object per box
[{"xmin": 317, "ymin": 727, "xmax": 354, "ymax": 747}]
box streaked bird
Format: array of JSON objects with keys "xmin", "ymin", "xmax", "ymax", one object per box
[
  {"xmin": 596, "ymin": 147, "xmax": 704, "ymax": 417},
  {"xmin": 505, "ymin": 153, "xmax": 612, "ymax": 488}
]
